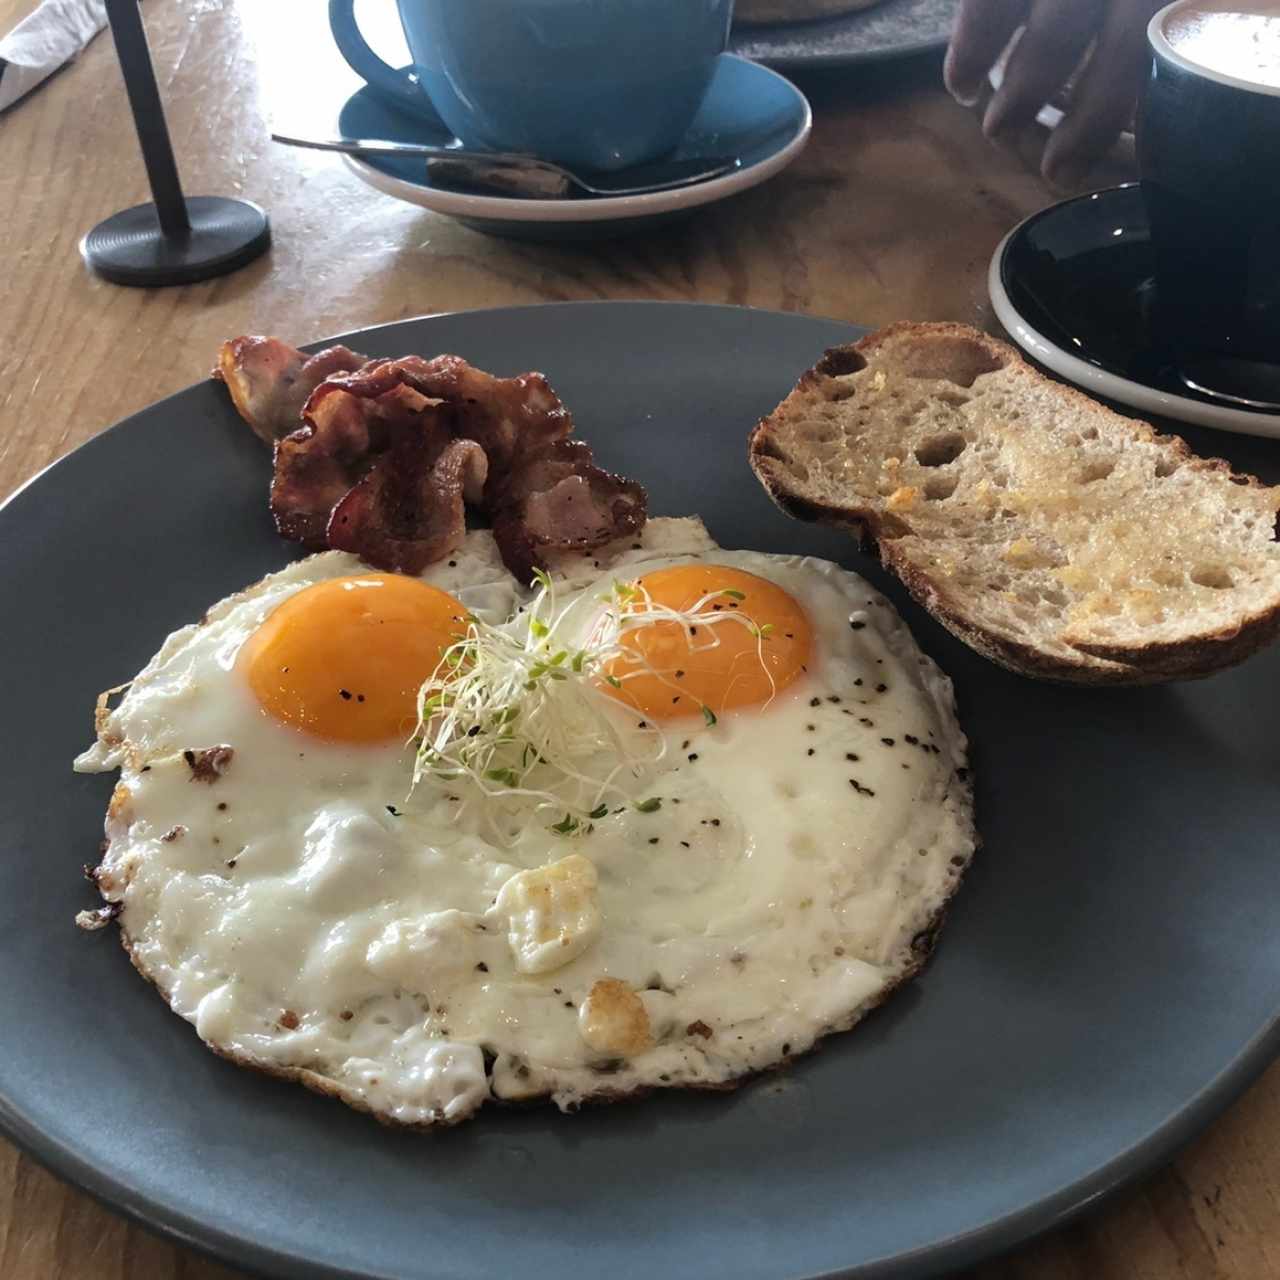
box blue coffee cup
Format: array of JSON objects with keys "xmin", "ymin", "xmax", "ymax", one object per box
[{"xmin": 329, "ymin": 0, "xmax": 734, "ymax": 173}]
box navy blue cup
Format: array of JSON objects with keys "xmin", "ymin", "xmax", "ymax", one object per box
[
  {"xmin": 1139, "ymin": 1, "xmax": 1280, "ymax": 408},
  {"xmin": 329, "ymin": 0, "xmax": 734, "ymax": 173}
]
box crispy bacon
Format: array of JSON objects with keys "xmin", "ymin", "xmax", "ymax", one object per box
[
  {"xmin": 328, "ymin": 434, "xmax": 487, "ymax": 575},
  {"xmin": 270, "ymin": 382, "xmax": 405, "ymax": 547},
  {"xmin": 214, "ymin": 337, "xmax": 366, "ymax": 443},
  {"xmin": 317, "ymin": 355, "xmax": 572, "ymax": 472},
  {"xmin": 406, "ymin": 355, "xmax": 571, "ymax": 473},
  {"xmin": 214, "ymin": 335, "xmax": 647, "ymax": 581},
  {"xmin": 490, "ymin": 440, "xmax": 648, "ymax": 585}
]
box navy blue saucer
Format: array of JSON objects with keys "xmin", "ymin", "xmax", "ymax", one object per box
[
  {"xmin": 991, "ymin": 184, "xmax": 1280, "ymax": 437},
  {"xmin": 1001, "ymin": 185, "xmax": 1167, "ymax": 390},
  {"xmin": 334, "ymin": 54, "xmax": 811, "ymax": 241}
]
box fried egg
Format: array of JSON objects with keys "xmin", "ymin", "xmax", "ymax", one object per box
[{"xmin": 76, "ymin": 517, "xmax": 975, "ymax": 1127}]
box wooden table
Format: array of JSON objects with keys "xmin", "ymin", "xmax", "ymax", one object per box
[{"xmin": 2, "ymin": 2, "xmax": 1278, "ymax": 1276}]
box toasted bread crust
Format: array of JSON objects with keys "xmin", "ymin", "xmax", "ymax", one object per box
[{"xmin": 749, "ymin": 323, "xmax": 1280, "ymax": 685}]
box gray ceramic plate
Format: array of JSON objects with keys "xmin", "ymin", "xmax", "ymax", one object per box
[
  {"xmin": 2, "ymin": 302, "xmax": 1279, "ymax": 1280},
  {"xmin": 730, "ymin": 0, "xmax": 957, "ymax": 69}
]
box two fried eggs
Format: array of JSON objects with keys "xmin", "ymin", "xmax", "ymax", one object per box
[{"xmin": 76, "ymin": 518, "xmax": 975, "ymax": 1127}]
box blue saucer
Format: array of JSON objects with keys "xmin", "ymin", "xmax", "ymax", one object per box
[{"xmin": 334, "ymin": 54, "xmax": 811, "ymax": 241}]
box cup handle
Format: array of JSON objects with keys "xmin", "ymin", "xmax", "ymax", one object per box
[{"xmin": 328, "ymin": 0, "xmax": 422, "ymax": 110}]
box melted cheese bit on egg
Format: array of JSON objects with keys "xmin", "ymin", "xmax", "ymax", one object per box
[{"xmin": 494, "ymin": 854, "xmax": 602, "ymax": 974}]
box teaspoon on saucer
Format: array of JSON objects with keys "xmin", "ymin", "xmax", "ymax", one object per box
[{"xmin": 271, "ymin": 132, "xmax": 742, "ymax": 200}]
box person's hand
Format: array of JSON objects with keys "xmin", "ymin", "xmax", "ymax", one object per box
[{"xmin": 943, "ymin": 0, "xmax": 1163, "ymax": 186}]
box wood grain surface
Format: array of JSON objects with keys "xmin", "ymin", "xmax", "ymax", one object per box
[{"xmin": 1, "ymin": 2, "xmax": 1276, "ymax": 1277}]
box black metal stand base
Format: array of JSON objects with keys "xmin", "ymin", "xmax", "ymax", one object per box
[
  {"xmin": 87, "ymin": 0, "xmax": 272, "ymax": 289},
  {"xmin": 81, "ymin": 196, "xmax": 271, "ymax": 287}
]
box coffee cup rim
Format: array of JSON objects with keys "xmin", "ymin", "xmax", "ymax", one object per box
[
  {"xmin": 1152, "ymin": 0, "xmax": 1280, "ymax": 97},
  {"xmin": 1149, "ymin": 1, "xmax": 1280, "ymax": 98}
]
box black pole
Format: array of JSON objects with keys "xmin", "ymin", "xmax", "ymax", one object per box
[
  {"xmin": 80, "ymin": 1, "xmax": 271, "ymax": 286},
  {"xmin": 105, "ymin": 0, "xmax": 189, "ymax": 237}
]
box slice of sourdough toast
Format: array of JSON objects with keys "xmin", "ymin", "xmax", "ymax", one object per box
[{"xmin": 748, "ymin": 322, "xmax": 1280, "ymax": 684}]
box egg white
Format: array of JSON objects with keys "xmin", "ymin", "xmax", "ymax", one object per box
[{"xmin": 76, "ymin": 518, "xmax": 975, "ymax": 1126}]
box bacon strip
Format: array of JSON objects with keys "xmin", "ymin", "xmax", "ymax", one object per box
[
  {"xmin": 490, "ymin": 440, "xmax": 648, "ymax": 585},
  {"xmin": 214, "ymin": 337, "xmax": 367, "ymax": 443},
  {"xmin": 215, "ymin": 336, "xmax": 647, "ymax": 581},
  {"xmin": 270, "ymin": 382, "xmax": 409, "ymax": 547},
  {"xmin": 317, "ymin": 355, "xmax": 572, "ymax": 472},
  {"xmin": 327, "ymin": 433, "xmax": 487, "ymax": 575}
]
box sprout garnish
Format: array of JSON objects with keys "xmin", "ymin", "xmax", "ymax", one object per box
[{"xmin": 410, "ymin": 568, "xmax": 775, "ymax": 841}]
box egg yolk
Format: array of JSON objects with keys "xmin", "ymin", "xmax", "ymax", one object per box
[
  {"xmin": 238, "ymin": 574, "xmax": 467, "ymax": 743},
  {"xmin": 600, "ymin": 564, "xmax": 812, "ymax": 721}
]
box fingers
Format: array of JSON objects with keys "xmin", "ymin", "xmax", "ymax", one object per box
[
  {"xmin": 982, "ymin": 0, "xmax": 1104, "ymax": 142},
  {"xmin": 944, "ymin": 0, "xmax": 1028, "ymax": 106},
  {"xmin": 946, "ymin": 0, "xmax": 1154, "ymax": 186},
  {"xmin": 1041, "ymin": 0, "xmax": 1162, "ymax": 186}
]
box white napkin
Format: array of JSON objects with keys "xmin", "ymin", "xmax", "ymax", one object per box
[{"xmin": 0, "ymin": 0, "xmax": 106, "ymax": 115}]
